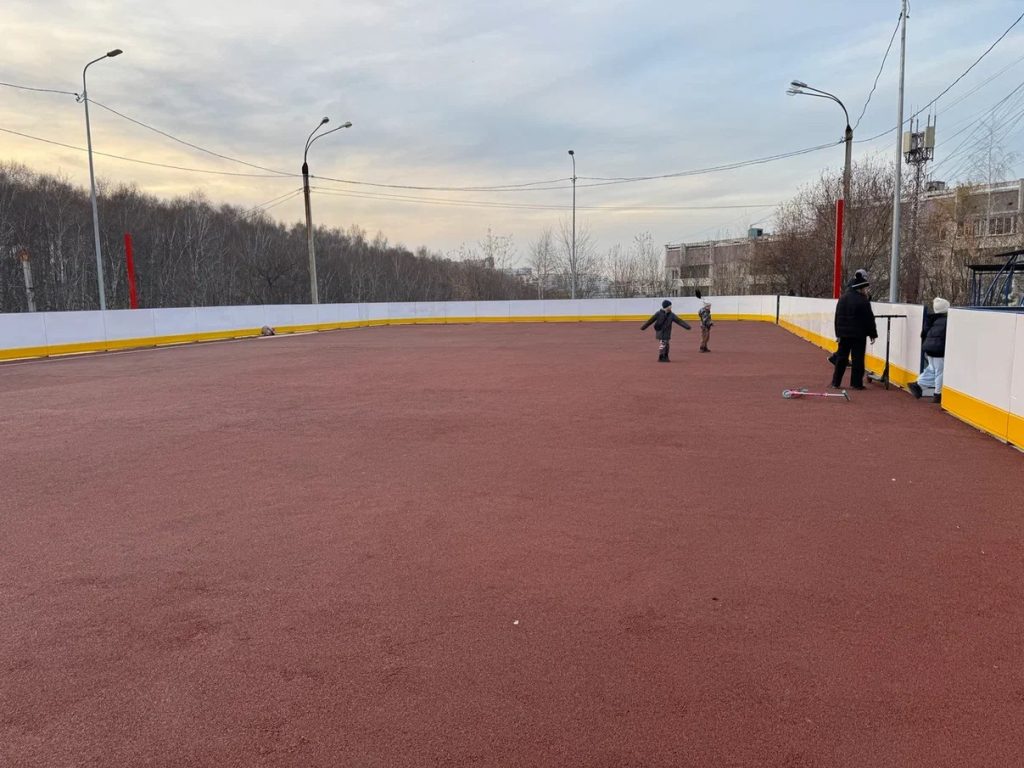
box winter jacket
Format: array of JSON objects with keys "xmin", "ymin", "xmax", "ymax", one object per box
[
  {"xmin": 641, "ymin": 309, "xmax": 691, "ymax": 340},
  {"xmin": 698, "ymin": 305, "xmax": 713, "ymax": 329},
  {"xmin": 834, "ymin": 289, "xmax": 878, "ymax": 340},
  {"xmin": 921, "ymin": 312, "xmax": 948, "ymax": 358}
]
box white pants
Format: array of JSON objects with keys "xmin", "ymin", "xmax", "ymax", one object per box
[{"xmin": 916, "ymin": 356, "xmax": 945, "ymax": 394}]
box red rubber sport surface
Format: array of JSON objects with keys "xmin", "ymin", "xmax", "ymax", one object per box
[{"xmin": 2, "ymin": 322, "xmax": 1022, "ymax": 767}]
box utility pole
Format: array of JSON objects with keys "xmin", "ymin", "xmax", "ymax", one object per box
[
  {"xmin": 786, "ymin": 81, "xmax": 852, "ymax": 297},
  {"xmin": 17, "ymin": 249, "xmax": 36, "ymax": 312},
  {"xmin": 904, "ymin": 116, "xmax": 936, "ymax": 303},
  {"xmin": 568, "ymin": 150, "xmax": 577, "ymax": 300},
  {"xmin": 82, "ymin": 49, "xmax": 123, "ymax": 311},
  {"xmin": 842, "ymin": 122, "xmax": 853, "ymax": 282},
  {"xmin": 889, "ymin": 0, "xmax": 908, "ymax": 302},
  {"xmin": 302, "ymin": 117, "xmax": 352, "ymax": 304}
]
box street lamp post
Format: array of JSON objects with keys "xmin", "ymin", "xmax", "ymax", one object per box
[
  {"xmin": 890, "ymin": 0, "xmax": 909, "ymax": 303},
  {"xmin": 302, "ymin": 117, "xmax": 352, "ymax": 304},
  {"xmin": 82, "ymin": 48, "xmax": 122, "ymax": 311},
  {"xmin": 568, "ymin": 149, "xmax": 576, "ymax": 300},
  {"xmin": 788, "ymin": 80, "xmax": 852, "ymax": 299}
]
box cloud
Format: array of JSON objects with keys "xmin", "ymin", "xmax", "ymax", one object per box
[{"xmin": 2, "ymin": 0, "xmax": 1023, "ymax": 259}]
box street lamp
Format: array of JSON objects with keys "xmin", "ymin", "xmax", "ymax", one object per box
[
  {"xmin": 788, "ymin": 80, "xmax": 853, "ymax": 299},
  {"xmin": 568, "ymin": 149, "xmax": 576, "ymax": 300},
  {"xmin": 302, "ymin": 117, "xmax": 352, "ymax": 304},
  {"xmin": 82, "ymin": 48, "xmax": 122, "ymax": 311}
]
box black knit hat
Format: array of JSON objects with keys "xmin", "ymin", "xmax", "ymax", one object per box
[{"xmin": 662, "ymin": 299, "xmax": 672, "ymax": 308}]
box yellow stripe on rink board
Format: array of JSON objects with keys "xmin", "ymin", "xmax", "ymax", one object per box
[
  {"xmin": 0, "ymin": 329, "xmax": 267, "ymax": 360},
  {"xmin": 0, "ymin": 314, "xmax": 778, "ymax": 361},
  {"xmin": 777, "ymin": 319, "xmax": 918, "ymax": 387},
  {"xmin": 864, "ymin": 354, "xmax": 916, "ymax": 386},
  {"xmin": 778, "ymin": 320, "xmax": 837, "ymax": 351},
  {"xmin": 0, "ymin": 345, "xmax": 53, "ymax": 361},
  {"xmin": 942, "ymin": 388, "xmax": 1013, "ymax": 446},
  {"xmin": 722, "ymin": 313, "xmax": 774, "ymax": 322},
  {"xmin": 1009, "ymin": 412, "xmax": 1024, "ymax": 451}
]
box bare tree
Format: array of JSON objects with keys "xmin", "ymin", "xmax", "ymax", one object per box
[
  {"xmin": 605, "ymin": 243, "xmax": 636, "ymax": 297},
  {"xmin": 556, "ymin": 217, "xmax": 602, "ymax": 298},
  {"xmin": 630, "ymin": 231, "xmax": 669, "ymax": 296},
  {"xmin": 766, "ymin": 156, "xmax": 906, "ymax": 297},
  {"xmin": 527, "ymin": 227, "xmax": 557, "ymax": 299},
  {"xmin": 478, "ymin": 228, "xmax": 516, "ymax": 271}
]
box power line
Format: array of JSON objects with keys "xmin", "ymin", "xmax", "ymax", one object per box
[
  {"xmin": 3, "ymin": 80, "xmax": 298, "ymax": 178},
  {"xmin": 240, "ymin": 187, "xmax": 304, "ymax": 216},
  {"xmin": 89, "ymin": 99, "xmax": 294, "ymax": 177},
  {"xmin": 240, "ymin": 188, "xmax": 304, "ymax": 219},
  {"xmin": 310, "ymin": 172, "xmax": 573, "ymax": 193},
  {"xmin": 5, "ymin": 85, "xmax": 574, "ymax": 191},
  {"xmin": 4, "ymin": 117, "xmax": 830, "ymax": 197},
  {"xmin": 938, "ymin": 99, "xmax": 1024, "ymax": 181},
  {"xmin": 0, "ymin": 80, "xmax": 78, "ymax": 97},
  {"xmin": 858, "ymin": 9, "xmax": 1024, "ymax": 144},
  {"xmin": 0, "ymin": 125, "xmax": 298, "ymax": 178},
  {"xmin": 2, "ymin": 80, "xmax": 578, "ymax": 192},
  {"xmin": 854, "ymin": 13, "xmax": 903, "ymax": 130},
  {"xmin": 1, "ymin": 81, "xmax": 859, "ymax": 196},
  {"xmin": 930, "ymin": 80, "xmax": 1024, "ymax": 175},
  {"xmin": 944, "ymin": 79, "xmax": 1024, "ymax": 141},
  {"xmin": 89, "ymin": 97, "xmax": 579, "ymax": 192},
  {"xmin": 1, "ymin": 77, "xmax": 846, "ymax": 194},
  {"xmin": 670, "ymin": 210, "xmax": 776, "ymax": 246},
  {"xmin": 922, "ymin": 10, "xmax": 1024, "ymax": 112},
  {"xmin": 568, "ymin": 141, "xmax": 841, "ymax": 187},
  {"xmin": 310, "ymin": 185, "xmax": 778, "ymax": 213},
  {"xmin": 935, "ymin": 51, "xmax": 1024, "ymax": 116}
]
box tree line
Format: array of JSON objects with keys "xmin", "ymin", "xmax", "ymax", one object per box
[
  {"xmin": 0, "ymin": 163, "xmax": 537, "ymax": 313},
  {"xmin": 758, "ymin": 154, "xmax": 1023, "ymax": 303},
  {"xmin": 0, "ymin": 163, "xmax": 679, "ymax": 313}
]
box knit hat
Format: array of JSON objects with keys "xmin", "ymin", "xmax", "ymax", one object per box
[
  {"xmin": 933, "ymin": 297, "xmax": 950, "ymax": 314},
  {"xmin": 848, "ymin": 275, "xmax": 870, "ymax": 290},
  {"xmin": 854, "ymin": 268, "xmax": 869, "ymax": 282},
  {"xmin": 662, "ymin": 299, "xmax": 672, "ymax": 308}
]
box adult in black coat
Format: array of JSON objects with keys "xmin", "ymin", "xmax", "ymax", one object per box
[
  {"xmin": 641, "ymin": 299, "xmax": 692, "ymax": 362},
  {"xmin": 827, "ymin": 269, "xmax": 871, "ymax": 366},
  {"xmin": 831, "ymin": 275, "xmax": 878, "ymax": 389}
]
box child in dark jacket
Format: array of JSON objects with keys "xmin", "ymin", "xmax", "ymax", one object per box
[
  {"xmin": 641, "ymin": 300, "xmax": 692, "ymax": 362},
  {"xmin": 908, "ymin": 297, "xmax": 949, "ymax": 404}
]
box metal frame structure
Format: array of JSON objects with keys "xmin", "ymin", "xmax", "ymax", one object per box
[{"xmin": 969, "ymin": 248, "xmax": 1024, "ymax": 307}]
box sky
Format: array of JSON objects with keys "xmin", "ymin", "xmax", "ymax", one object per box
[{"xmin": 2, "ymin": 0, "xmax": 1024, "ymax": 263}]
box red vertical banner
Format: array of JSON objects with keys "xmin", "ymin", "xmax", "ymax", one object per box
[
  {"xmin": 833, "ymin": 199, "xmax": 845, "ymax": 299},
  {"xmin": 125, "ymin": 233, "xmax": 139, "ymax": 309}
]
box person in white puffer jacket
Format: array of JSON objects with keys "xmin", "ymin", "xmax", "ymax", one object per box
[{"xmin": 909, "ymin": 297, "xmax": 949, "ymax": 404}]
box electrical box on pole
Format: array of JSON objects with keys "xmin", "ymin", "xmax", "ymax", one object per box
[{"xmin": 903, "ymin": 116, "xmax": 936, "ymax": 164}]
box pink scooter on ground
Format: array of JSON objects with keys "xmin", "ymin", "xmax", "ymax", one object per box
[{"xmin": 782, "ymin": 388, "xmax": 851, "ymax": 401}]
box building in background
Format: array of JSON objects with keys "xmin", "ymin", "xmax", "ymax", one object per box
[
  {"xmin": 661, "ymin": 179, "xmax": 1024, "ymax": 301},
  {"xmin": 922, "ymin": 178, "xmax": 1024, "ymax": 260},
  {"xmin": 664, "ymin": 228, "xmax": 782, "ymax": 296}
]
